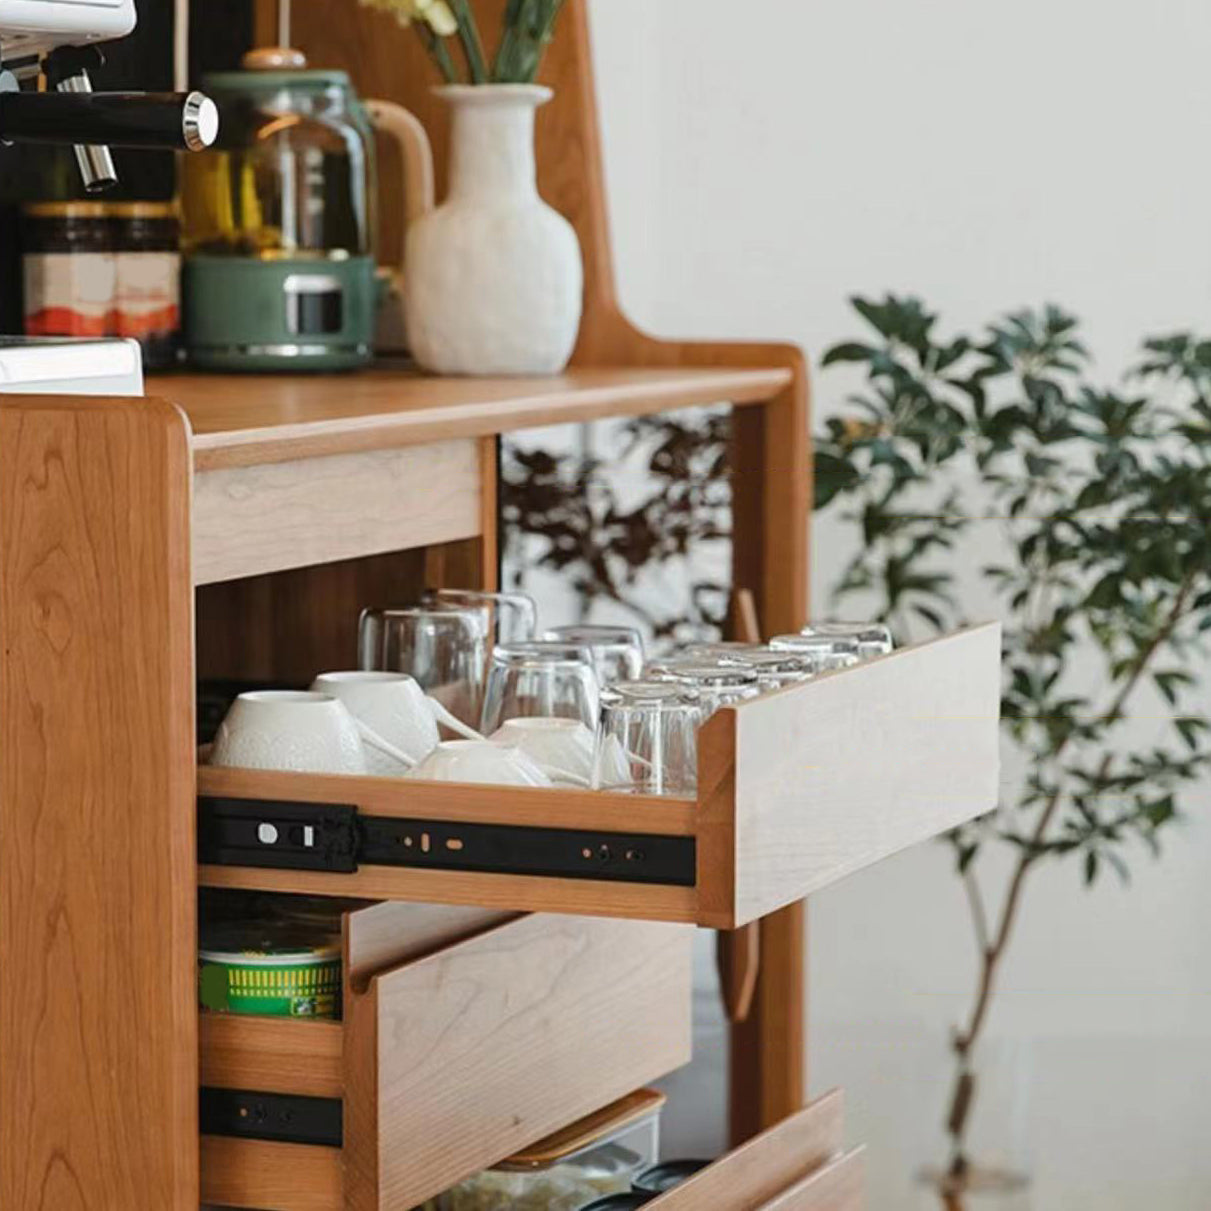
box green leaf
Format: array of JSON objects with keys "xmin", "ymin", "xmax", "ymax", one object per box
[{"xmin": 821, "ymin": 342, "xmax": 878, "ymax": 367}]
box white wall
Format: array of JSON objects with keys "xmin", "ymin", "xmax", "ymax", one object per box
[{"xmin": 588, "ymin": 2, "xmax": 1211, "ymax": 1206}]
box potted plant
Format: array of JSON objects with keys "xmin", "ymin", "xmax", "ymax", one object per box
[
  {"xmin": 360, "ymin": 0, "xmax": 582, "ymax": 376},
  {"xmin": 815, "ymin": 297, "xmax": 1211, "ymax": 1204}
]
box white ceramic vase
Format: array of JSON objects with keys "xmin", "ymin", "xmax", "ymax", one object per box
[{"xmin": 405, "ymin": 84, "xmax": 584, "ymax": 377}]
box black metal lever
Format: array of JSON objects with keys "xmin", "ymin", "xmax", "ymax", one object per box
[{"xmin": 0, "ymin": 88, "xmax": 218, "ymax": 152}]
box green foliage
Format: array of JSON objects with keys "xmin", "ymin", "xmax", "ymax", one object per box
[{"xmin": 816, "ymin": 295, "xmax": 1211, "ymax": 888}]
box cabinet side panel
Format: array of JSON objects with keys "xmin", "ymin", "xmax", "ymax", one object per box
[{"xmin": 0, "ymin": 396, "xmax": 197, "ymax": 1209}]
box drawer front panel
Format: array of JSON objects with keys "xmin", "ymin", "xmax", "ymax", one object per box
[
  {"xmin": 345, "ymin": 913, "xmax": 693, "ymax": 1210},
  {"xmin": 193, "ymin": 438, "xmax": 482, "ymax": 585},
  {"xmin": 698, "ymin": 623, "xmax": 1001, "ymax": 926},
  {"xmin": 755, "ymin": 1150, "xmax": 865, "ymax": 1211},
  {"xmin": 648, "ymin": 1090, "xmax": 845, "ymax": 1210},
  {"xmin": 200, "ymin": 1136, "xmax": 342, "ymax": 1211}
]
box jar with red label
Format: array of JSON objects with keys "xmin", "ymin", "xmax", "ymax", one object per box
[
  {"xmin": 22, "ymin": 202, "xmax": 116, "ymax": 338},
  {"xmin": 111, "ymin": 202, "xmax": 181, "ymax": 370}
]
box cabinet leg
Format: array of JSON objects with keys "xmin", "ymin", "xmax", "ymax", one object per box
[{"xmin": 728, "ymin": 901, "xmax": 807, "ymax": 1144}]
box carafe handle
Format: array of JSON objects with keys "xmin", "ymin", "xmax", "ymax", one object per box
[{"xmin": 366, "ymin": 99, "xmax": 435, "ymax": 253}]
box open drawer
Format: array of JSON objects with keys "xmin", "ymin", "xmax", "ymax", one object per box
[
  {"xmin": 199, "ymin": 902, "xmax": 692, "ymax": 1209},
  {"xmin": 647, "ymin": 1090, "xmax": 863, "ymax": 1211},
  {"xmin": 198, "ymin": 624, "xmax": 1000, "ymax": 928}
]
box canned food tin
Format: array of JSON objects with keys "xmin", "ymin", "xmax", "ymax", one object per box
[{"xmin": 198, "ymin": 919, "xmax": 342, "ymax": 1019}]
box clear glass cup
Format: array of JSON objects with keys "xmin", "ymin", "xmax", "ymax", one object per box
[
  {"xmin": 358, "ymin": 606, "xmax": 486, "ymax": 729},
  {"xmin": 800, "ymin": 621, "xmax": 894, "ymax": 660},
  {"xmin": 480, "ymin": 642, "xmax": 601, "ymax": 734},
  {"xmin": 645, "ymin": 665, "xmax": 761, "ymax": 719},
  {"xmin": 724, "ymin": 649, "xmax": 819, "ymax": 690},
  {"xmin": 423, "ymin": 588, "xmax": 539, "ymax": 645},
  {"xmin": 595, "ymin": 681, "xmax": 701, "ymax": 797},
  {"xmin": 769, "ymin": 633, "xmax": 862, "ymax": 672},
  {"xmin": 543, "ymin": 625, "xmax": 645, "ymax": 686},
  {"xmin": 677, "ymin": 641, "xmax": 767, "ymax": 663}
]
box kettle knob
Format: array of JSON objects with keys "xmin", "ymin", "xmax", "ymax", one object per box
[{"xmin": 241, "ymin": 47, "xmax": 308, "ymax": 71}]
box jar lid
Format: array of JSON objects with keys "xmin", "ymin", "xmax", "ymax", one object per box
[
  {"xmin": 105, "ymin": 201, "xmax": 178, "ymax": 220},
  {"xmin": 199, "ymin": 918, "xmax": 341, "ymax": 965},
  {"xmin": 495, "ymin": 1088, "xmax": 665, "ymax": 1172},
  {"xmin": 632, "ymin": 1159, "xmax": 712, "ymax": 1195},
  {"xmin": 204, "ymin": 64, "xmax": 351, "ymax": 92},
  {"xmin": 580, "ymin": 1196, "xmax": 653, "ymax": 1211},
  {"xmin": 23, "ymin": 201, "xmax": 109, "ymax": 219}
]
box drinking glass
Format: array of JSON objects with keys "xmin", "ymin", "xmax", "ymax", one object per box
[
  {"xmin": 595, "ymin": 681, "xmax": 701, "ymax": 797},
  {"xmin": 769, "ymin": 632, "xmax": 862, "ymax": 672},
  {"xmin": 358, "ymin": 606, "xmax": 486, "ymax": 729},
  {"xmin": 480, "ymin": 641, "xmax": 600, "ymax": 734},
  {"xmin": 423, "ymin": 588, "xmax": 538, "ymax": 645},
  {"xmin": 724, "ymin": 649, "xmax": 819, "ymax": 690},
  {"xmin": 644, "ymin": 664, "xmax": 761, "ymax": 719},
  {"xmin": 800, "ymin": 621, "xmax": 894, "ymax": 660},
  {"xmin": 543, "ymin": 624, "xmax": 645, "ymax": 686},
  {"xmin": 678, "ymin": 640, "xmax": 767, "ymax": 662}
]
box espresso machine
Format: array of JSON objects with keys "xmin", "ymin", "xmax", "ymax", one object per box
[{"xmin": 0, "ymin": 0, "xmax": 217, "ymax": 393}]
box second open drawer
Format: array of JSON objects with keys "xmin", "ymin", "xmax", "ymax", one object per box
[
  {"xmin": 199, "ymin": 903, "xmax": 693, "ymax": 1210},
  {"xmin": 198, "ymin": 623, "xmax": 1001, "ymax": 928}
]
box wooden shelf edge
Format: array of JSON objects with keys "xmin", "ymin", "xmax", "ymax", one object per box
[{"xmin": 165, "ymin": 365, "xmax": 794, "ymax": 472}]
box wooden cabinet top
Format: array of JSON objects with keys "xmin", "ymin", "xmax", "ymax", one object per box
[{"xmin": 155, "ymin": 365, "xmax": 793, "ymax": 471}]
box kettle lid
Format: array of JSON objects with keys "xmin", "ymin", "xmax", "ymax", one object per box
[{"xmin": 241, "ymin": 47, "xmax": 309, "ymax": 71}]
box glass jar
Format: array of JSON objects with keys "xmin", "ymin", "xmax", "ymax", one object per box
[{"xmin": 425, "ymin": 1090, "xmax": 664, "ymax": 1211}]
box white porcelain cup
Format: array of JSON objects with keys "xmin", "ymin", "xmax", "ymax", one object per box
[
  {"xmin": 311, "ymin": 672, "xmax": 441, "ymax": 776},
  {"xmin": 210, "ymin": 691, "xmax": 367, "ymax": 775},
  {"xmin": 490, "ymin": 718, "xmax": 596, "ymax": 786},
  {"xmin": 408, "ymin": 740, "xmax": 552, "ymax": 787}
]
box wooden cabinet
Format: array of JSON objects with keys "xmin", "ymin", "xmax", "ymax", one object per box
[
  {"xmin": 200, "ymin": 904, "xmax": 692, "ymax": 1209},
  {"xmin": 0, "ymin": 5, "xmax": 1006, "ymax": 1206}
]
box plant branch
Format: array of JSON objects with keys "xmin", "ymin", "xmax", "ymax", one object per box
[{"xmin": 946, "ymin": 566, "xmax": 1199, "ymax": 1177}]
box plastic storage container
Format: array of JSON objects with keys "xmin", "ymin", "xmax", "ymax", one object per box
[{"xmin": 426, "ymin": 1089, "xmax": 664, "ymax": 1211}]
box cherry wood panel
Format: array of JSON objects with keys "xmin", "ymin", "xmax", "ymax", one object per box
[
  {"xmin": 344, "ymin": 913, "xmax": 693, "ymax": 1210},
  {"xmin": 200, "ymin": 1136, "xmax": 342, "ymax": 1211},
  {"xmin": 193, "ymin": 438, "xmax": 482, "ymax": 584},
  {"xmin": 200, "ymin": 1015, "xmax": 343, "ymax": 1099},
  {"xmin": 755, "ymin": 1150, "xmax": 865, "ymax": 1211},
  {"xmin": 647, "ymin": 1090, "xmax": 846, "ymax": 1210},
  {"xmin": 0, "ymin": 395, "xmax": 197, "ymax": 1209},
  {"xmin": 161, "ymin": 365, "xmax": 792, "ymax": 470}
]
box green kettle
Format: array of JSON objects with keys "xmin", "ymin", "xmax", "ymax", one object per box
[{"xmin": 181, "ymin": 47, "xmax": 430, "ymax": 372}]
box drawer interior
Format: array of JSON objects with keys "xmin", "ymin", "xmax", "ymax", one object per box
[
  {"xmin": 199, "ymin": 898, "xmax": 693, "ymax": 1210},
  {"xmin": 197, "ymin": 624, "xmax": 1001, "ymax": 928}
]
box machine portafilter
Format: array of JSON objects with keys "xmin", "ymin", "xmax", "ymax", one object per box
[{"xmin": 0, "ymin": 45, "xmax": 218, "ymax": 192}]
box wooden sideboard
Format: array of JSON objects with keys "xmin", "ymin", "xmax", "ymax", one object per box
[{"xmin": 0, "ymin": 4, "xmax": 1002, "ymax": 1207}]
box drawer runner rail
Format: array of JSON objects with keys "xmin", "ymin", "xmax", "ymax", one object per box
[
  {"xmin": 200, "ymin": 1086, "xmax": 343, "ymax": 1148},
  {"xmin": 198, "ymin": 796, "xmax": 697, "ymax": 887}
]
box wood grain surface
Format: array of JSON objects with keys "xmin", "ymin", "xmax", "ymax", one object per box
[
  {"xmin": 647, "ymin": 1090, "xmax": 846, "ymax": 1210},
  {"xmin": 162, "ymin": 366, "xmax": 792, "ymax": 470},
  {"xmin": 193, "ymin": 438, "xmax": 481, "ymax": 584},
  {"xmin": 199, "ymin": 1015, "xmax": 343, "ymax": 1098},
  {"xmin": 756, "ymin": 1150, "xmax": 865, "ymax": 1211},
  {"xmin": 720, "ymin": 623, "xmax": 1002, "ymax": 927},
  {"xmin": 344, "ymin": 913, "xmax": 693, "ymax": 1210},
  {"xmin": 0, "ymin": 395, "xmax": 197, "ymax": 1208},
  {"xmin": 199, "ymin": 1136, "xmax": 342, "ymax": 1211}
]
